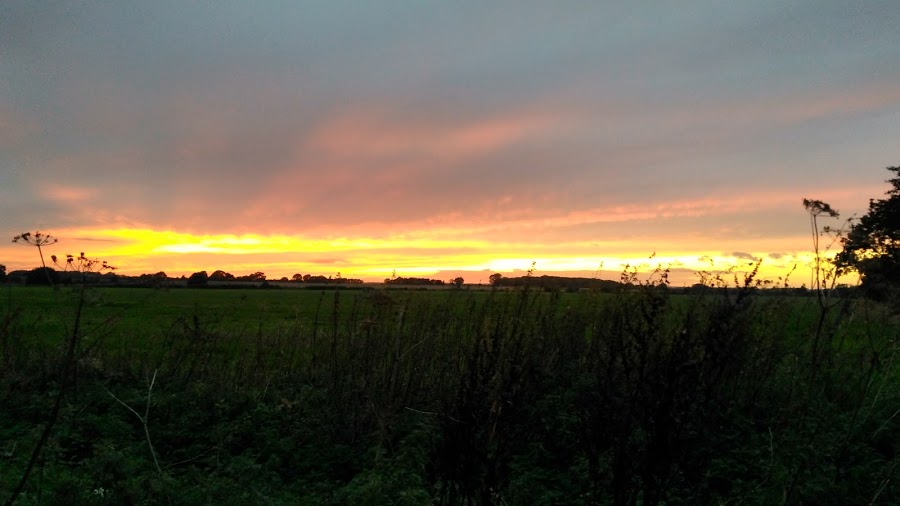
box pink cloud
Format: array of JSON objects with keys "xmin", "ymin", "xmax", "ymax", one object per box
[
  {"xmin": 41, "ymin": 184, "xmax": 98, "ymax": 203},
  {"xmin": 304, "ymin": 107, "xmax": 561, "ymax": 161}
]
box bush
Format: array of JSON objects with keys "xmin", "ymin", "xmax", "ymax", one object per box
[
  {"xmin": 25, "ymin": 266, "xmax": 59, "ymax": 285},
  {"xmin": 186, "ymin": 271, "xmax": 209, "ymax": 287}
]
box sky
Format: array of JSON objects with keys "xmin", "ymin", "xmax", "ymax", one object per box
[{"xmin": 2, "ymin": 1, "xmax": 899, "ymax": 285}]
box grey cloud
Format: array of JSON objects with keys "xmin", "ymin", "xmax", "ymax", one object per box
[{"xmin": 1, "ymin": 1, "xmax": 897, "ymax": 236}]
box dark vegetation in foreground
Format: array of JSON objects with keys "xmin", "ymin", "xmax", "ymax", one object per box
[{"xmin": 1, "ymin": 276, "xmax": 898, "ymax": 505}]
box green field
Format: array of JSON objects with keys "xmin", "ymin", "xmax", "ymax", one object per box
[
  {"xmin": 1, "ymin": 283, "xmax": 898, "ymax": 504},
  {"xmin": 1, "ymin": 286, "xmax": 524, "ymax": 357}
]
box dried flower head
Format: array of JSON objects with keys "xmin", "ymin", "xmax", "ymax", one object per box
[
  {"xmin": 12, "ymin": 231, "xmax": 58, "ymax": 246},
  {"xmin": 802, "ymin": 199, "xmax": 840, "ymax": 218}
]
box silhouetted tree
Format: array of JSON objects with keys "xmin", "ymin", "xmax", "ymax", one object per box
[
  {"xmin": 209, "ymin": 270, "xmax": 235, "ymax": 281},
  {"xmin": 238, "ymin": 272, "xmax": 266, "ymax": 282},
  {"xmin": 187, "ymin": 271, "xmax": 209, "ymax": 287},
  {"xmin": 25, "ymin": 267, "xmax": 59, "ymax": 286},
  {"xmin": 291, "ymin": 273, "xmax": 304, "ymax": 282},
  {"xmin": 836, "ymin": 165, "xmax": 900, "ymax": 299},
  {"xmin": 0, "ymin": 264, "xmax": 6, "ymax": 282},
  {"xmin": 384, "ymin": 277, "xmax": 445, "ymax": 286},
  {"xmin": 489, "ymin": 273, "xmax": 503, "ymax": 286},
  {"xmin": 138, "ymin": 271, "xmax": 168, "ymax": 287},
  {"xmin": 452, "ymin": 276, "xmax": 465, "ymax": 288}
]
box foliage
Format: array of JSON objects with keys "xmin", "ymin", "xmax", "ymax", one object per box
[
  {"xmin": 210, "ymin": 270, "xmax": 235, "ymax": 282},
  {"xmin": 383, "ymin": 276, "xmax": 445, "ymax": 286},
  {"xmin": 3, "ymin": 234, "xmax": 118, "ymax": 506},
  {"xmin": 24, "ymin": 266, "xmax": 59, "ymax": 286},
  {"xmin": 2, "ymin": 281, "xmax": 897, "ymax": 504},
  {"xmin": 137, "ymin": 271, "xmax": 169, "ymax": 287},
  {"xmin": 836, "ymin": 165, "xmax": 900, "ymax": 300},
  {"xmin": 494, "ymin": 274, "xmax": 620, "ymax": 292},
  {"xmin": 186, "ymin": 270, "xmax": 209, "ymax": 287},
  {"xmin": 238, "ymin": 271, "xmax": 266, "ymax": 282}
]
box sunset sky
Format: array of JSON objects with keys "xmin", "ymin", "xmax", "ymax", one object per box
[{"xmin": 2, "ymin": 1, "xmax": 899, "ymax": 285}]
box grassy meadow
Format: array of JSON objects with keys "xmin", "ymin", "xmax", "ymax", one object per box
[{"xmin": 1, "ymin": 281, "xmax": 898, "ymax": 504}]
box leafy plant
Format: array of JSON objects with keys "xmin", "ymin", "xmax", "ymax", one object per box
[
  {"xmin": 3, "ymin": 233, "xmax": 116, "ymax": 506},
  {"xmin": 836, "ymin": 165, "xmax": 900, "ymax": 302},
  {"xmin": 13, "ymin": 231, "xmax": 58, "ymax": 285}
]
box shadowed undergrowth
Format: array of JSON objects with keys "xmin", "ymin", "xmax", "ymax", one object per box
[{"xmin": 1, "ymin": 279, "xmax": 898, "ymax": 505}]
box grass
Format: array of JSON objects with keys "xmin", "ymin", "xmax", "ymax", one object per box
[{"xmin": 1, "ymin": 282, "xmax": 898, "ymax": 505}]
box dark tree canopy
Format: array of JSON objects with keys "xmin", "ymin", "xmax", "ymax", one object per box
[
  {"xmin": 138, "ymin": 271, "xmax": 168, "ymax": 286},
  {"xmin": 836, "ymin": 165, "xmax": 900, "ymax": 298},
  {"xmin": 209, "ymin": 270, "xmax": 235, "ymax": 282},
  {"xmin": 237, "ymin": 272, "xmax": 266, "ymax": 282},
  {"xmin": 384, "ymin": 277, "xmax": 444, "ymax": 286},
  {"xmin": 187, "ymin": 271, "xmax": 209, "ymax": 287},
  {"xmin": 25, "ymin": 267, "xmax": 59, "ymax": 286}
]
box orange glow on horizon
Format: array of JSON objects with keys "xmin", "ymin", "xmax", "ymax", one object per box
[{"xmin": 1, "ymin": 226, "xmax": 856, "ymax": 287}]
